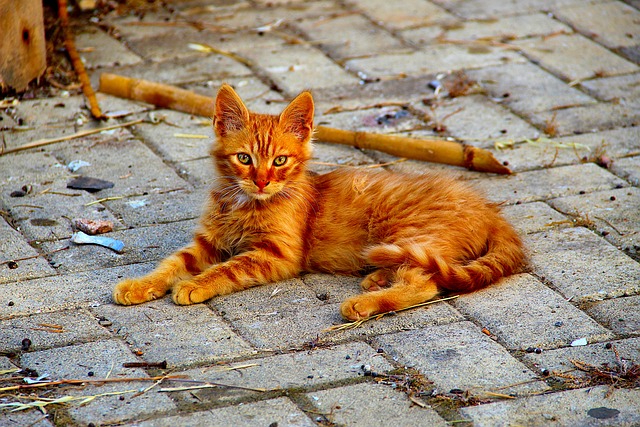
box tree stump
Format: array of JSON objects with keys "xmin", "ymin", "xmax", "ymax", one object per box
[{"xmin": 0, "ymin": 0, "xmax": 47, "ymax": 92}]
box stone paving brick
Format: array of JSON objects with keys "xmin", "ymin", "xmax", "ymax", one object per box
[
  {"xmin": 19, "ymin": 340, "xmax": 177, "ymax": 425},
  {"xmin": 134, "ymin": 397, "xmax": 315, "ymax": 427},
  {"xmin": 133, "ymin": 110, "xmax": 213, "ymax": 163},
  {"xmin": 472, "ymin": 163, "xmax": 628, "ymax": 205},
  {"xmin": 0, "ymin": 309, "xmax": 111, "ymax": 353},
  {"xmin": 50, "ymin": 134, "xmax": 190, "ymax": 198},
  {"xmin": 467, "ymin": 62, "xmax": 595, "ymax": 116},
  {"xmin": 40, "ymin": 219, "xmax": 197, "ymax": 273},
  {"xmin": 104, "ymin": 188, "xmax": 206, "ymax": 227},
  {"xmin": 491, "ymin": 126, "xmax": 640, "ymax": 172},
  {"xmin": 318, "ymin": 107, "xmax": 424, "ymax": 134},
  {"xmin": 294, "ymin": 14, "xmax": 407, "ymax": 60},
  {"xmin": 104, "ymin": 10, "xmax": 181, "ymax": 41},
  {"xmin": 529, "ymin": 103, "xmax": 640, "ymax": 137},
  {"xmin": 0, "ymin": 263, "xmax": 154, "ymax": 319},
  {"xmin": 514, "ymin": 34, "xmax": 639, "ymax": 82},
  {"xmin": 500, "ymin": 202, "xmax": 569, "ymax": 235},
  {"xmin": 553, "ymin": 1, "xmax": 640, "ymax": 49},
  {"xmin": 3, "ymin": 178, "xmax": 124, "ymax": 243},
  {"xmin": 0, "ymin": 412, "xmax": 54, "ymax": 427},
  {"xmin": 91, "ymin": 54, "xmax": 253, "ymax": 88},
  {"xmin": 183, "ymin": 75, "xmax": 284, "ymax": 115},
  {"xmin": 0, "ymin": 218, "xmax": 55, "ymax": 284},
  {"xmin": 347, "ymin": 0, "xmax": 456, "ymax": 30},
  {"xmin": 522, "ymin": 337, "xmax": 640, "ymax": 378},
  {"xmin": 305, "ymin": 382, "xmax": 449, "ymax": 427},
  {"xmin": 93, "ymin": 298, "xmax": 254, "ymax": 367},
  {"xmin": 432, "ymin": 0, "xmax": 586, "ymax": 19},
  {"xmin": 611, "ymin": 155, "xmax": 640, "ymax": 186},
  {"xmin": 373, "ymin": 321, "xmax": 549, "ymax": 395},
  {"xmin": 243, "ymin": 44, "xmax": 359, "ymax": 94},
  {"xmin": 411, "ymin": 94, "xmax": 541, "ymax": 148},
  {"xmin": 399, "ymin": 25, "xmax": 450, "ymax": 47},
  {"xmin": 581, "ymin": 73, "xmax": 640, "ymax": 110},
  {"xmin": 170, "ymin": 342, "xmax": 392, "ymax": 406},
  {"xmin": 453, "ymin": 274, "xmax": 613, "ymax": 350},
  {"xmin": 584, "ymin": 296, "xmax": 640, "ymax": 335},
  {"xmin": 549, "ymin": 187, "xmax": 640, "ymax": 258},
  {"xmin": 188, "ymin": 1, "xmax": 341, "ymax": 31},
  {"xmin": 75, "ymin": 27, "xmax": 142, "ymax": 69},
  {"xmin": 439, "ymin": 12, "xmax": 572, "ymax": 41},
  {"xmin": 526, "ymin": 227, "xmax": 640, "ymax": 302},
  {"xmin": 345, "ymin": 45, "xmax": 525, "ymax": 80},
  {"xmin": 460, "ymin": 386, "xmax": 640, "ymax": 426},
  {"xmin": 212, "ymin": 276, "xmax": 462, "ymax": 350}
]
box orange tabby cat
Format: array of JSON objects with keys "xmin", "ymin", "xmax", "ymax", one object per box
[{"xmin": 113, "ymin": 84, "xmax": 524, "ymax": 320}]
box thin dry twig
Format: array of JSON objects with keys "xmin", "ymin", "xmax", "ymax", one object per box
[
  {"xmin": 57, "ymin": 0, "xmax": 103, "ymax": 119},
  {"xmin": 324, "ymin": 295, "xmax": 459, "ymax": 332},
  {"xmin": 0, "ymin": 119, "xmax": 144, "ymax": 156}
]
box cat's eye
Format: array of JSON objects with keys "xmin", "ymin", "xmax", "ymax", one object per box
[
  {"xmin": 273, "ymin": 156, "xmax": 287, "ymax": 167},
  {"xmin": 237, "ymin": 153, "xmax": 252, "ymax": 165}
]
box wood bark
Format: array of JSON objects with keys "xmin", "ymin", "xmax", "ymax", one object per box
[{"xmin": 0, "ymin": 0, "xmax": 47, "ymax": 91}]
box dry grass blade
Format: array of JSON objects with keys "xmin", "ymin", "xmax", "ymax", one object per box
[
  {"xmin": 188, "ymin": 43, "xmax": 253, "ymax": 67},
  {"xmin": 324, "ymin": 295, "xmax": 459, "ymax": 332},
  {"xmin": 0, "ymin": 390, "xmax": 134, "ymax": 412}
]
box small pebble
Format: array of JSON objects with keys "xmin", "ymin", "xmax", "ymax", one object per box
[
  {"xmin": 605, "ymin": 343, "xmax": 612, "ymax": 349},
  {"xmin": 10, "ymin": 190, "xmax": 26, "ymax": 197},
  {"xmin": 307, "ymin": 375, "xmax": 314, "ymax": 379},
  {"xmin": 609, "ymin": 196, "xmax": 616, "ymax": 201},
  {"xmin": 554, "ymin": 321, "xmax": 563, "ymax": 327},
  {"xmin": 345, "ymin": 355, "xmax": 351, "ymax": 360},
  {"xmin": 525, "ymin": 347, "xmax": 535, "ymax": 353},
  {"xmin": 449, "ymin": 388, "xmax": 464, "ymax": 394},
  {"xmin": 21, "ymin": 338, "xmax": 32, "ymax": 351},
  {"xmin": 7, "ymin": 261, "xmax": 18, "ymax": 269},
  {"xmin": 541, "ymin": 369, "xmax": 550, "ymax": 376},
  {"xmin": 534, "ymin": 348, "xmax": 542, "ymax": 354},
  {"xmin": 377, "ymin": 348, "xmax": 384, "ymax": 353},
  {"xmin": 88, "ymin": 371, "xmax": 94, "ymax": 377},
  {"xmin": 8, "ymin": 301, "xmax": 14, "ymax": 306}
]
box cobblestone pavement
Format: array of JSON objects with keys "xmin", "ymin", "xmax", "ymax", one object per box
[{"xmin": 1, "ymin": 1, "xmax": 640, "ymax": 426}]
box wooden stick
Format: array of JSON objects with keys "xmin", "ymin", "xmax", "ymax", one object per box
[
  {"xmin": 58, "ymin": 0, "xmax": 104, "ymax": 119},
  {"xmin": 98, "ymin": 73, "xmax": 512, "ymax": 174}
]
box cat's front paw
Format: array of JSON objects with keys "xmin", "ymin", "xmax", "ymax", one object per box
[
  {"xmin": 113, "ymin": 278, "xmax": 167, "ymax": 305},
  {"xmin": 172, "ymin": 280, "xmax": 213, "ymax": 305},
  {"xmin": 340, "ymin": 295, "xmax": 380, "ymax": 321}
]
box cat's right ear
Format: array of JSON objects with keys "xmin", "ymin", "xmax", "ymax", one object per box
[{"xmin": 214, "ymin": 84, "xmax": 250, "ymax": 137}]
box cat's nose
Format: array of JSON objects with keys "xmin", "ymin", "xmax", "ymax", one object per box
[{"xmin": 254, "ymin": 179, "xmax": 270, "ymax": 190}]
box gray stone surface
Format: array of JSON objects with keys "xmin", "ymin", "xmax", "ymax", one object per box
[
  {"xmin": 0, "ymin": 217, "xmax": 55, "ymax": 283},
  {"xmin": 611, "ymin": 155, "xmax": 640, "ymax": 186},
  {"xmin": 0, "ymin": 309, "xmax": 111, "ymax": 353},
  {"xmin": 549, "ymin": 187, "xmax": 640, "ymax": 258},
  {"xmin": 373, "ymin": 321, "xmax": 549, "ymax": 396},
  {"xmin": 133, "ymin": 397, "xmax": 315, "ymax": 427},
  {"xmin": 431, "ymin": 0, "xmax": 585, "ymax": 19},
  {"xmin": 584, "ymin": 296, "xmax": 640, "ymax": 335},
  {"xmin": 93, "ymin": 298, "xmax": 254, "ymax": 367},
  {"xmin": 19, "ymin": 340, "xmax": 177, "ymax": 425},
  {"xmin": 581, "ymin": 73, "xmax": 640, "ymax": 110},
  {"xmin": 522, "ymin": 337, "xmax": 640, "ymax": 377},
  {"xmin": 305, "ymin": 382, "xmax": 449, "ymax": 427},
  {"xmin": 461, "ymin": 386, "xmax": 640, "ymax": 427},
  {"xmin": 527, "ymin": 227, "xmax": 640, "ymax": 302},
  {"xmin": 454, "ymin": 274, "xmax": 613, "ymax": 350},
  {"xmin": 472, "ymin": 163, "xmax": 627, "ymax": 205},
  {"xmin": 171, "ymin": 342, "xmax": 392, "ymax": 405},
  {"xmin": 500, "ymin": 201, "xmax": 569, "ymax": 235}
]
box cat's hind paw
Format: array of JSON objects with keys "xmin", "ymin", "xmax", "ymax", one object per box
[
  {"xmin": 360, "ymin": 269, "xmax": 393, "ymax": 292},
  {"xmin": 172, "ymin": 280, "xmax": 213, "ymax": 305},
  {"xmin": 113, "ymin": 278, "xmax": 167, "ymax": 305}
]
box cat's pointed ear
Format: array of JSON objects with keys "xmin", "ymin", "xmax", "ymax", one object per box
[
  {"xmin": 214, "ymin": 84, "xmax": 250, "ymax": 137},
  {"xmin": 279, "ymin": 91, "xmax": 314, "ymax": 142}
]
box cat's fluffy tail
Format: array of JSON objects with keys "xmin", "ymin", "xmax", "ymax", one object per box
[{"xmin": 365, "ymin": 225, "xmax": 524, "ymax": 293}]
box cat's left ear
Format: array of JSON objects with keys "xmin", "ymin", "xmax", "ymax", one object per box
[{"xmin": 279, "ymin": 91, "xmax": 314, "ymax": 142}]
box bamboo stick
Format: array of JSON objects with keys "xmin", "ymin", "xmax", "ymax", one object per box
[{"xmin": 98, "ymin": 73, "xmax": 512, "ymax": 174}]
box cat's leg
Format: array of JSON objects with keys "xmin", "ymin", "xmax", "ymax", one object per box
[
  {"xmin": 114, "ymin": 237, "xmax": 215, "ymax": 305},
  {"xmin": 172, "ymin": 248, "xmax": 300, "ymax": 305},
  {"xmin": 341, "ymin": 267, "xmax": 439, "ymax": 320},
  {"xmin": 360, "ymin": 268, "xmax": 394, "ymax": 292}
]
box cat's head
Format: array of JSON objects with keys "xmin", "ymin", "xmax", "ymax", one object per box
[{"xmin": 211, "ymin": 84, "xmax": 314, "ymax": 201}]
